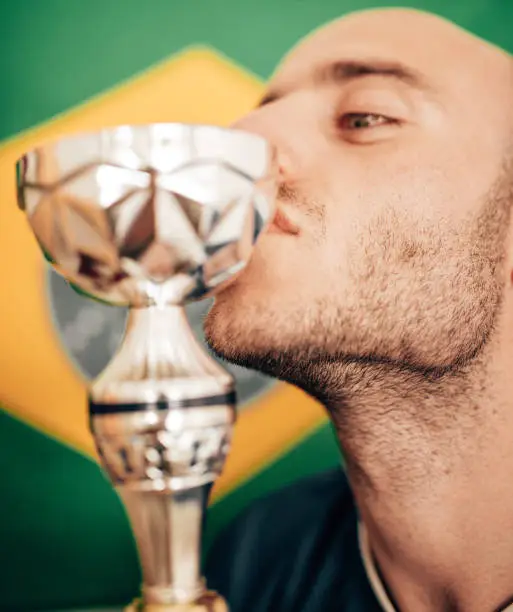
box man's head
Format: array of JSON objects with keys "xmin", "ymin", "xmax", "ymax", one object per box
[{"xmin": 205, "ymin": 8, "xmax": 513, "ymax": 397}]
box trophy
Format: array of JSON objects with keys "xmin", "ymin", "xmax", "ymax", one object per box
[{"xmin": 15, "ymin": 123, "xmax": 277, "ymax": 611}]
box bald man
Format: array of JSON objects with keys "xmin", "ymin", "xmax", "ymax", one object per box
[{"xmin": 203, "ymin": 8, "xmax": 513, "ymax": 612}]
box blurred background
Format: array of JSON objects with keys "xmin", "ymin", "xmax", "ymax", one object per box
[{"xmin": 0, "ymin": 1, "xmax": 511, "ymax": 610}]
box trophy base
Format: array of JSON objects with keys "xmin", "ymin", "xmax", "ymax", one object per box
[{"xmin": 125, "ymin": 592, "xmax": 228, "ymax": 612}]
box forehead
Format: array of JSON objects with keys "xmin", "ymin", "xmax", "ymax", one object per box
[{"xmin": 271, "ymin": 10, "xmax": 512, "ymax": 108}]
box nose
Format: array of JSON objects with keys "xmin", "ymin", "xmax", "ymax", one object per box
[{"xmin": 230, "ymin": 107, "xmax": 294, "ymax": 180}]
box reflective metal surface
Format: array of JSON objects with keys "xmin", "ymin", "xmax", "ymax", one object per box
[
  {"xmin": 93, "ymin": 392, "xmax": 234, "ymax": 490},
  {"xmin": 85, "ymin": 306, "xmax": 235, "ymax": 607},
  {"xmin": 16, "ymin": 124, "xmax": 278, "ymax": 611},
  {"xmin": 17, "ymin": 123, "xmax": 276, "ymax": 306},
  {"xmin": 89, "ymin": 305, "xmax": 233, "ymax": 404}
]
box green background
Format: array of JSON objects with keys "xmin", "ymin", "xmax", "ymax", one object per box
[{"xmin": 0, "ymin": 1, "xmax": 511, "ymax": 610}]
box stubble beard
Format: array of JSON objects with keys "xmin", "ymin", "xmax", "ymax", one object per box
[{"xmin": 205, "ymin": 170, "xmax": 512, "ymax": 421}]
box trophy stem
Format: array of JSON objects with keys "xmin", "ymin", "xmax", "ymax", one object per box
[
  {"xmin": 119, "ymin": 484, "xmax": 210, "ymax": 605},
  {"xmin": 89, "ymin": 304, "xmax": 235, "ymax": 610}
]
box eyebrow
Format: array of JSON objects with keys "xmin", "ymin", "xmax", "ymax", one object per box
[{"xmin": 258, "ymin": 59, "xmax": 430, "ymax": 107}]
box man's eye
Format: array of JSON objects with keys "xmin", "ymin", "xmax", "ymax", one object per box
[{"xmin": 338, "ymin": 113, "xmax": 396, "ymax": 130}]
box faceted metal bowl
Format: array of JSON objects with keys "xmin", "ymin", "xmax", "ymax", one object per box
[{"xmin": 16, "ymin": 123, "xmax": 277, "ymax": 306}]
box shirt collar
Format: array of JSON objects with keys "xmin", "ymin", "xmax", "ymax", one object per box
[{"xmin": 358, "ymin": 522, "xmax": 396, "ymax": 612}]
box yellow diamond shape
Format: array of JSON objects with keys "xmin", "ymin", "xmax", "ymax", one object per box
[{"xmin": 0, "ymin": 46, "xmax": 326, "ymax": 499}]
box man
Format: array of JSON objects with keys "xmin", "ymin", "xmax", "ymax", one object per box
[{"xmin": 203, "ymin": 7, "xmax": 513, "ymax": 612}]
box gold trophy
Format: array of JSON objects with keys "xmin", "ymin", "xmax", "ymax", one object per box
[{"xmin": 15, "ymin": 124, "xmax": 277, "ymax": 611}]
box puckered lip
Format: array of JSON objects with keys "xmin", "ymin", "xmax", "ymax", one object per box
[{"xmin": 267, "ymin": 208, "xmax": 300, "ymax": 235}]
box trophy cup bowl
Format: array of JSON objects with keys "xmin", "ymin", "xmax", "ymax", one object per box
[{"xmin": 15, "ymin": 123, "xmax": 277, "ymax": 611}]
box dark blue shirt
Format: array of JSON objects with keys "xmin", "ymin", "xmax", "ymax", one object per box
[{"xmin": 205, "ymin": 469, "xmax": 383, "ymax": 612}]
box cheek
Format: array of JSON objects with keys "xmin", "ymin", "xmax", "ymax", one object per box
[
  {"xmin": 322, "ymin": 149, "xmax": 475, "ymax": 242},
  {"xmin": 317, "ymin": 168, "xmax": 459, "ymax": 286}
]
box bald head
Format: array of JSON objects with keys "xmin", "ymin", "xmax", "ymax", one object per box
[{"xmin": 284, "ymin": 8, "xmax": 512, "ymax": 72}]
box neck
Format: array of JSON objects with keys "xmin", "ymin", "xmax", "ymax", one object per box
[{"xmin": 324, "ymin": 344, "xmax": 513, "ymax": 612}]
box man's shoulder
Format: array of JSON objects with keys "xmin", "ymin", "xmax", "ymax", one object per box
[{"xmin": 205, "ymin": 468, "xmax": 380, "ymax": 612}]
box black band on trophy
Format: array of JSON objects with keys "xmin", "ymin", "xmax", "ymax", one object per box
[{"xmin": 88, "ymin": 391, "xmax": 237, "ymax": 415}]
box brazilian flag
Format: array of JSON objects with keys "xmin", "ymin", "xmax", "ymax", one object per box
[{"xmin": 0, "ymin": 1, "xmax": 511, "ymax": 610}]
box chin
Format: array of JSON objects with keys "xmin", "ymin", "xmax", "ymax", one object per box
[
  {"xmin": 204, "ymin": 269, "xmax": 283, "ymax": 365},
  {"xmin": 203, "ymin": 243, "xmax": 324, "ymax": 366},
  {"xmin": 205, "ymin": 283, "xmax": 255, "ymax": 358}
]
